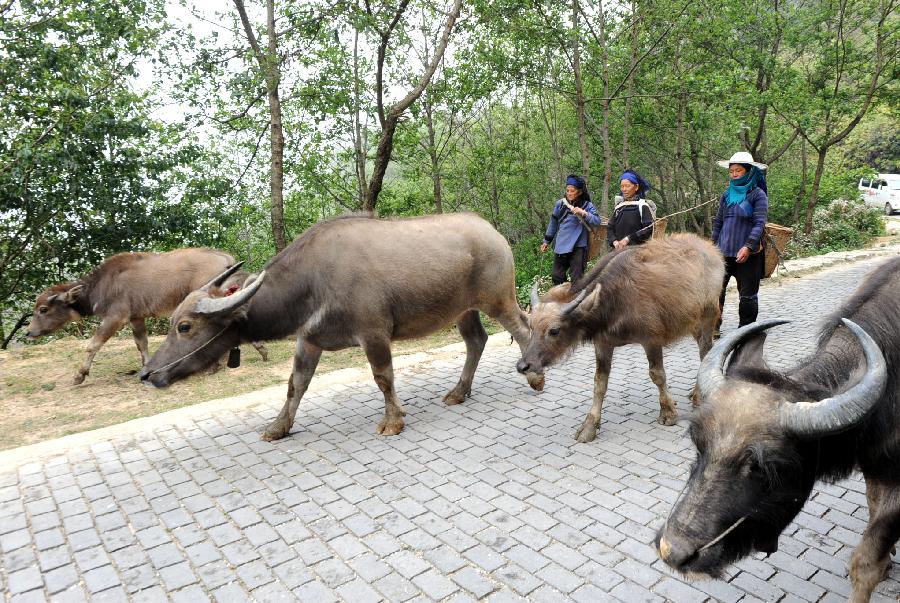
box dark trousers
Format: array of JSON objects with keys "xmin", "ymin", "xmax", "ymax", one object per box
[
  {"xmin": 718, "ymin": 252, "xmax": 764, "ymax": 328},
  {"xmin": 552, "ymin": 247, "xmax": 588, "ymax": 285}
]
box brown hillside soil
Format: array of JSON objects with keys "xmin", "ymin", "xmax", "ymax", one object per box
[{"xmin": 0, "ymin": 321, "xmax": 501, "ymax": 451}]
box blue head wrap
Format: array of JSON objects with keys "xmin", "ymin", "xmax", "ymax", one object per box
[
  {"xmin": 564, "ymin": 174, "xmax": 591, "ymax": 203},
  {"xmin": 566, "ymin": 175, "xmax": 584, "ymax": 189},
  {"xmin": 726, "ymin": 166, "xmax": 766, "ymax": 205},
  {"xmin": 620, "ymin": 170, "xmax": 651, "ymax": 197}
]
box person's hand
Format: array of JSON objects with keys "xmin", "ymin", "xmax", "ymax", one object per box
[
  {"xmin": 613, "ymin": 238, "xmax": 629, "ymax": 250},
  {"xmin": 736, "ymin": 246, "xmax": 750, "ymax": 263},
  {"xmin": 540, "ymin": 242, "xmax": 549, "ymax": 253},
  {"xmin": 574, "ymin": 207, "xmax": 586, "ymax": 217}
]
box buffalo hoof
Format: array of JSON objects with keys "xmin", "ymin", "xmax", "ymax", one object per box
[
  {"xmin": 72, "ymin": 373, "xmax": 86, "ymax": 385},
  {"xmin": 658, "ymin": 408, "xmax": 678, "ymax": 426},
  {"xmin": 575, "ymin": 420, "xmax": 598, "ymax": 443},
  {"xmin": 525, "ymin": 372, "xmax": 545, "ymax": 391},
  {"xmin": 689, "ymin": 386, "xmax": 701, "ymax": 407},
  {"xmin": 442, "ymin": 387, "xmax": 470, "ymax": 406},
  {"xmin": 261, "ymin": 423, "xmax": 289, "ymax": 441},
  {"xmin": 376, "ymin": 418, "xmax": 405, "ymax": 436}
]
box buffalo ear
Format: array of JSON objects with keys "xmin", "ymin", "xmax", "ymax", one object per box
[
  {"xmin": 576, "ymin": 284, "xmax": 603, "ymax": 315},
  {"xmin": 725, "ymin": 332, "xmax": 770, "ymax": 376}
]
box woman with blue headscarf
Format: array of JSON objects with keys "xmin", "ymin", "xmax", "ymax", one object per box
[
  {"xmin": 711, "ymin": 151, "xmax": 769, "ymax": 330},
  {"xmin": 607, "ymin": 170, "xmax": 654, "ymax": 250},
  {"xmin": 541, "ymin": 175, "xmax": 601, "ymax": 285}
]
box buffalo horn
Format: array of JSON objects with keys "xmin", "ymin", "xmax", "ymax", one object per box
[
  {"xmin": 195, "ymin": 270, "xmax": 266, "ymax": 316},
  {"xmin": 530, "ymin": 282, "xmax": 540, "ymax": 310},
  {"xmin": 696, "ymin": 319, "xmax": 789, "ymax": 400},
  {"xmin": 779, "ymin": 319, "xmax": 887, "ymax": 438},
  {"xmin": 560, "ymin": 288, "xmax": 589, "ymax": 316},
  {"xmin": 200, "ymin": 261, "xmax": 246, "ymax": 292}
]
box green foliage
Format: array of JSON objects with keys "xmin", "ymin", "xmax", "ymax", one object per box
[
  {"xmin": 787, "ymin": 199, "xmax": 886, "ymax": 257},
  {"xmin": 0, "ymin": 0, "xmax": 233, "ymax": 341},
  {"xmin": 512, "ymin": 235, "xmax": 552, "ymax": 307}
]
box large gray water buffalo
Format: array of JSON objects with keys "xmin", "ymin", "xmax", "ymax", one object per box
[
  {"xmin": 656, "ymin": 257, "xmax": 899, "ymax": 603},
  {"xmin": 139, "ymin": 213, "xmax": 534, "ymax": 439},
  {"xmin": 516, "ymin": 234, "xmax": 724, "ymax": 442},
  {"xmin": 26, "ymin": 248, "xmax": 267, "ymax": 384}
]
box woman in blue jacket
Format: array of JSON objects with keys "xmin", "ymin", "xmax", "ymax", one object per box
[
  {"xmin": 711, "ymin": 151, "xmax": 769, "ymax": 330},
  {"xmin": 541, "ymin": 175, "xmax": 601, "ymax": 285}
]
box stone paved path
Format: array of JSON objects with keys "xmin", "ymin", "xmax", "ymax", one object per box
[{"xmin": 3, "ymin": 257, "xmax": 900, "ymax": 602}]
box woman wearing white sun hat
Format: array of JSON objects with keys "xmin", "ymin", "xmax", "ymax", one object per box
[{"xmin": 711, "ymin": 151, "xmax": 768, "ymax": 333}]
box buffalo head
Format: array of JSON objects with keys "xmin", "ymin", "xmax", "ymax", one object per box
[
  {"xmin": 656, "ymin": 318, "xmax": 886, "ymax": 579},
  {"xmin": 26, "ymin": 284, "xmax": 85, "ymax": 338},
  {"xmin": 139, "ymin": 263, "xmax": 265, "ymax": 387},
  {"xmin": 515, "ymin": 282, "xmax": 601, "ymax": 390}
]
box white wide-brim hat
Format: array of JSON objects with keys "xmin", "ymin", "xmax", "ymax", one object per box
[{"xmin": 716, "ymin": 151, "xmax": 767, "ymax": 170}]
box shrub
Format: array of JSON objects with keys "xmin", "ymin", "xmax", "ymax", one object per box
[
  {"xmin": 786, "ymin": 199, "xmax": 885, "ymax": 258},
  {"xmin": 512, "ymin": 235, "xmax": 556, "ymax": 307}
]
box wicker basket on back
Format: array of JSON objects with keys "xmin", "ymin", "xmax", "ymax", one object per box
[
  {"xmin": 763, "ymin": 223, "xmax": 793, "ymax": 278},
  {"xmin": 587, "ymin": 216, "xmax": 668, "ymax": 261}
]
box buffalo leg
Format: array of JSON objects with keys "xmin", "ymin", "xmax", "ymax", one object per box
[
  {"xmin": 261, "ymin": 338, "xmax": 321, "ymax": 441},
  {"xmin": 849, "ymin": 479, "xmax": 900, "ymax": 603},
  {"xmin": 644, "ymin": 344, "xmax": 677, "ymax": 426},
  {"xmin": 74, "ymin": 315, "xmax": 126, "ymax": 384},
  {"xmin": 444, "ymin": 310, "xmax": 488, "ymax": 405},
  {"xmin": 250, "ymin": 342, "xmax": 269, "ymax": 361},
  {"xmin": 488, "ymin": 295, "xmax": 542, "ymax": 390},
  {"xmin": 363, "ymin": 337, "xmax": 406, "ymax": 436},
  {"xmin": 689, "ymin": 308, "xmax": 718, "ymax": 406},
  {"xmin": 130, "ymin": 318, "xmax": 150, "ymax": 365},
  {"xmin": 488, "ymin": 296, "xmax": 531, "ymax": 355},
  {"xmin": 575, "ymin": 342, "xmax": 615, "ymax": 443}
]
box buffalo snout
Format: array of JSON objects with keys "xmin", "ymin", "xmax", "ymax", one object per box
[
  {"xmin": 655, "ymin": 528, "xmax": 699, "ymax": 572},
  {"xmin": 516, "ymin": 356, "xmax": 545, "ymax": 391}
]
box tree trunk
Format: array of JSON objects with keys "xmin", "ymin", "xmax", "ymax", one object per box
[
  {"xmin": 266, "ymin": 0, "xmax": 286, "ymax": 251},
  {"xmin": 572, "ymin": 0, "xmax": 590, "ymax": 184},
  {"xmin": 365, "ymin": 114, "xmax": 400, "ymax": 212},
  {"xmin": 538, "ymin": 90, "xmax": 563, "ymax": 191},
  {"xmin": 792, "ymin": 137, "xmax": 807, "ymax": 224},
  {"xmin": 621, "ymin": 1, "xmax": 639, "ymax": 167},
  {"xmin": 365, "ymin": 0, "xmax": 462, "ymax": 211},
  {"xmin": 424, "ymin": 89, "xmax": 443, "ymax": 213},
  {"xmin": 598, "ymin": 1, "xmax": 611, "ymax": 215},
  {"xmin": 1, "ymin": 313, "xmax": 29, "ymax": 350},
  {"xmin": 233, "ymin": 0, "xmax": 287, "ymax": 251},
  {"xmin": 352, "ymin": 26, "xmax": 368, "ymax": 207},
  {"xmin": 804, "ymin": 148, "xmax": 827, "ymax": 234},
  {"xmin": 674, "ymin": 90, "xmax": 686, "ymax": 230},
  {"xmin": 689, "ymin": 134, "xmax": 708, "ymax": 236}
]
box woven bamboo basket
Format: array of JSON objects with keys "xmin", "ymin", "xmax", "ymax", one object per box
[
  {"xmin": 651, "ymin": 217, "xmax": 668, "ymax": 240},
  {"xmin": 763, "ymin": 223, "xmax": 793, "ymax": 278},
  {"xmin": 587, "ymin": 224, "xmax": 607, "ymax": 261}
]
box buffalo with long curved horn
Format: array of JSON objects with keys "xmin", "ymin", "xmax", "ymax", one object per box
[
  {"xmin": 656, "ymin": 256, "xmax": 900, "ymax": 603},
  {"xmin": 139, "ymin": 213, "xmax": 536, "ymax": 438}
]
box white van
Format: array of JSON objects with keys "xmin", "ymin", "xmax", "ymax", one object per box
[{"xmin": 858, "ymin": 174, "xmax": 900, "ymax": 215}]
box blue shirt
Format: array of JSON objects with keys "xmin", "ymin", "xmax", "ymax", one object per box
[
  {"xmin": 711, "ymin": 187, "xmax": 768, "ymax": 258},
  {"xmin": 544, "ymin": 199, "xmax": 602, "ymax": 254}
]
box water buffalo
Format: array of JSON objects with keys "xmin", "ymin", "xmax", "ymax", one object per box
[
  {"xmin": 26, "ymin": 249, "xmax": 268, "ymax": 384},
  {"xmin": 656, "ymin": 257, "xmax": 900, "ymax": 603},
  {"xmin": 516, "ymin": 234, "xmax": 724, "ymax": 442},
  {"xmin": 139, "ymin": 213, "xmax": 534, "ymax": 439}
]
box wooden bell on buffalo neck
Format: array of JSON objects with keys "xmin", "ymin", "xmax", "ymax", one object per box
[{"xmin": 227, "ymin": 347, "xmax": 241, "ymax": 368}]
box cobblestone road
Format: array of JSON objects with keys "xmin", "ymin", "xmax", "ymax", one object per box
[{"xmin": 3, "ymin": 257, "xmax": 900, "ymax": 602}]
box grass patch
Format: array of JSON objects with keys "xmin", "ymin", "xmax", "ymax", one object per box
[{"xmin": 0, "ymin": 319, "xmax": 503, "ymax": 451}]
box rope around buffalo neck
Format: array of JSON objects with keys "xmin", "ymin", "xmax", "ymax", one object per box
[{"xmin": 143, "ymin": 325, "xmax": 231, "ymax": 377}]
